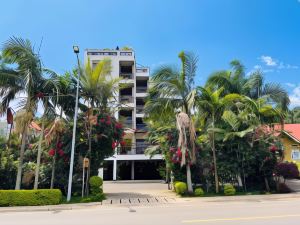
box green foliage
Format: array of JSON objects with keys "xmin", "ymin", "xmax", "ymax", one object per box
[
  {"xmin": 224, "ymin": 184, "xmax": 236, "ymax": 196},
  {"xmin": 0, "ymin": 189, "xmax": 62, "ymax": 206},
  {"xmin": 194, "ymin": 188, "xmax": 204, "ymax": 196},
  {"xmin": 89, "ymin": 176, "xmax": 103, "ymax": 195},
  {"xmin": 175, "ymin": 181, "xmax": 187, "ymax": 195}
]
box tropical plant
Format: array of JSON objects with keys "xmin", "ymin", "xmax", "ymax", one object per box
[
  {"xmin": 196, "ymin": 87, "xmax": 232, "ymax": 193},
  {"xmin": 286, "ymin": 107, "xmax": 300, "ymax": 124},
  {"xmin": 0, "ymin": 37, "xmax": 58, "ymax": 189},
  {"xmin": 79, "ymin": 58, "xmax": 120, "ymax": 195},
  {"xmin": 145, "ymin": 51, "xmax": 198, "ymax": 193}
]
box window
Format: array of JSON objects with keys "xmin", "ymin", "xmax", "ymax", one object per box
[
  {"xmin": 291, "ymin": 150, "xmax": 300, "ymax": 160},
  {"xmin": 87, "ymin": 52, "xmax": 117, "ymax": 56},
  {"xmin": 120, "ymin": 52, "xmax": 132, "ymax": 56}
]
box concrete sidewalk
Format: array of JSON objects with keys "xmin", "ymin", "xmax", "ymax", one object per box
[{"xmin": 1, "ymin": 192, "xmax": 300, "ymax": 213}]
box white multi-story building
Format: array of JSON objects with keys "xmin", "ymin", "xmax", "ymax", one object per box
[{"xmin": 84, "ymin": 48, "xmax": 163, "ymax": 180}]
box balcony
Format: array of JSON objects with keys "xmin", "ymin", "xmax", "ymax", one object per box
[
  {"xmin": 120, "ymin": 95, "xmax": 133, "ymax": 104},
  {"xmin": 136, "ymin": 105, "xmax": 144, "ymax": 114},
  {"xmin": 136, "ymin": 123, "xmax": 148, "ymax": 132},
  {"xmin": 117, "ymin": 143, "xmax": 150, "ymax": 155},
  {"xmin": 119, "ymin": 115, "xmax": 133, "ymax": 129},
  {"xmin": 136, "ymin": 67, "xmax": 149, "ymax": 77},
  {"xmin": 120, "ymin": 73, "xmax": 133, "ymax": 79},
  {"xmin": 136, "ymin": 86, "xmax": 147, "ymax": 93}
]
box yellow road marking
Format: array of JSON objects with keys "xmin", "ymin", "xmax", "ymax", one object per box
[{"xmin": 182, "ymin": 214, "xmax": 300, "ymax": 223}]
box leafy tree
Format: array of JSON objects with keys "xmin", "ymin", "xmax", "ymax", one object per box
[
  {"xmin": 145, "ymin": 51, "xmax": 198, "ymax": 193},
  {"xmin": 0, "ymin": 37, "xmax": 57, "ymax": 189}
]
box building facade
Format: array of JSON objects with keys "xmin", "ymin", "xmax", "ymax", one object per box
[
  {"xmin": 274, "ymin": 124, "xmax": 300, "ymax": 163},
  {"xmin": 84, "ymin": 48, "xmax": 163, "ymax": 180}
]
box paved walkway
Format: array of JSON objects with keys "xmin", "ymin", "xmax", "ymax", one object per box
[{"xmin": 102, "ymin": 180, "xmax": 178, "ymax": 205}]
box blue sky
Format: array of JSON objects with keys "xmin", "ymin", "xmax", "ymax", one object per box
[{"xmin": 1, "ymin": 0, "xmax": 300, "ymax": 107}]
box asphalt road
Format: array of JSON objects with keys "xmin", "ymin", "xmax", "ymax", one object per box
[{"xmin": 1, "ymin": 196, "xmax": 300, "ymax": 225}]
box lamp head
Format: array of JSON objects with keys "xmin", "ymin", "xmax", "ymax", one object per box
[{"xmin": 73, "ymin": 46, "xmax": 79, "ymax": 54}]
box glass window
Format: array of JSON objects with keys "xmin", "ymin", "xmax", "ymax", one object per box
[{"xmin": 291, "ymin": 150, "xmax": 300, "ymax": 160}]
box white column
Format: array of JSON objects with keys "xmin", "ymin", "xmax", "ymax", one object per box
[
  {"xmin": 131, "ymin": 161, "xmax": 135, "ymax": 180},
  {"xmin": 113, "ymin": 160, "xmax": 117, "ymax": 181},
  {"xmin": 98, "ymin": 168, "xmax": 103, "ymax": 179}
]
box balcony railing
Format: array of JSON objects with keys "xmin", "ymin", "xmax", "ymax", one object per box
[
  {"xmin": 136, "ymin": 123, "xmax": 148, "ymax": 132},
  {"xmin": 136, "ymin": 105, "xmax": 145, "ymax": 114},
  {"xmin": 119, "ymin": 117, "xmax": 133, "ymax": 128},
  {"xmin": 123, "ymin": 120, "xmax": 133, "ymax": 128},
  {"xmin": 116, "ymin": 144, "xmax": 150, "ymax": 155},
  {"xmin": 136, "ymin": 68, "xmax": 149, "ymax": 73},
  {"xmin": 120, "ymin": 95, "xmax": 133, "ymax": 104},
  {"xmin": 136, "ymin": 86, "xmax": 147, "ymax": 93},
  {"xmin": 120, "ymin": 73, "xmax": 133, "ymax": 79}
]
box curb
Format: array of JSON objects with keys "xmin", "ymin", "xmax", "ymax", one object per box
[{"xmin": 0, "ymin": 202, "xmax": 102, "ymax": 213}]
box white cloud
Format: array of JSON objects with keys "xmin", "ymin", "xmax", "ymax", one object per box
[
  {"xmin": 285, "ymin": 83, "xmax": 296, "ymax": 88},
  {"xmin": 260, "ymin": 55, "xmax": 277, "ymax": 66},
  {"xmin": 289, "ymin": 85, "xmax": 300, "ymax": 108}
]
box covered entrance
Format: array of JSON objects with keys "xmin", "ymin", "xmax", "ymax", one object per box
[{"xmin": 103, "ymin": 159, "xmax": 164, "ymax": 181}]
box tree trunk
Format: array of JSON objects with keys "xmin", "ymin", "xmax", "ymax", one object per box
[
  {"xmin": 85, "ymin": 124, "xmax": 92, "ymax": 196},
  {"xmin": 186, "ymin": 164, "xmax": 193, "ymax": 193},
  {"xmin": 50, "ymin": 148, "xmax": 57, "ymax": 189},
  {"xmin": 264, "ymin": 177, "xmax": 270, "ymax": 192},
  {"xmin": 34, "ymin": 120, "xmax": 45, "ymax": 189},
  {"xmin": 15, "ymin": 128, "xmax": 28, "ymax": 190},
  {"xmin": 212, "ymin": 116, "xmax": 219, "ymax": 193}
]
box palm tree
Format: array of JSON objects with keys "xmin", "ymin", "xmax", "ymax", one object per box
[
  {"xmin": 145, "ymin": 51, "xmax": 198, "ymax": 193},
  {"xmin": 0, "ymin": 37, "xmax": 57, "ymax": 189},
  {"xmin": 79, "ymin": 58, "xmax": 120, "ymax": 195},
  {"xmin": 196, "ymin": 87, "xmax": 229, "ymax": 193},
  {"xmin": 196, "ymin": 86, "xmax": 245, "ymax": 193},
  {"xmin": 207, "ymin": 61, "xmax": 290, "ymax": 110},
  {"xmin": 286, "ymin": 107, "xmax": 300, "ymax": 124}
]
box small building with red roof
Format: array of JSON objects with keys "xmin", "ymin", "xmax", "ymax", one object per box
[{"xmin": 274, "ymin": 124, "xmax": 300, "ymax": 162}]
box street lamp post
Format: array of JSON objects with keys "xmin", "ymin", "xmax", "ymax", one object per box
[{"xmin": 67, "ymin": 45, "xmax": 81, "ymax": 202}]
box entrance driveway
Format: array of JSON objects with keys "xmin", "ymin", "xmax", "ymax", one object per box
[{"xmin": 103, "ymin": 180, "xmax": 177, "ymax": 205}]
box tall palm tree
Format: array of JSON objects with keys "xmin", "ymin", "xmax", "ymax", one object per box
[
  {"xmin": 207, "ymin": 61, "xmax": 290, "ymax": 110},
  {"xmin": 79, "ymin": 58, "xmax": 120, "ymax": 194},
  {"xmin": 0, "ymin": 37, "xmax": 57, "ymax": 189},
  {"xmin": 145, "ymin": 51, "xmax": 198, "ymax": 193},
  {"xmin": 196, "ymin": 87, "xmax": 230, "ymax": 193}
]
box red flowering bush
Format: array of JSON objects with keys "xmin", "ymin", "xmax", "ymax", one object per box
[{"xmin": 275, "ymin": 162, "xmax": 299, "ymax": 180}]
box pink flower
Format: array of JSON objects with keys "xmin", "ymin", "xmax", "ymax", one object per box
[
  {"xmin": 106, "ymin": 121, "xmax": 111, "ymax": 125},
  {"xmin": 112, "ymin": 141, "xmax": 118, "ymax": 149},
  {"xmin": 120, "ymin": 140, "xmax": 126, "ymax": 146},
  {"xmin": 176, "ymin": 148, "xmax": 182, "ymax": 157},
  {"xmin": 100, "ymin": 118, "xmax": 105, "ymax": 123},
  {"xmin": 115, "ymin": 123, "xmax": 122, "ymax": 129},
  {"xmin": 48, "ymin": 149, "xmax": 55, "ymax": 157},
  {"xmin": 58, "ymin": 149, "xmax": 64, "ymax": 157},
  {"xmin": 56, "ymin": 142, "xmax": 63, "ymax": 148},
  {"xmin": 269, "ymin": 145, "xmax": 277, "ymax": 152}
]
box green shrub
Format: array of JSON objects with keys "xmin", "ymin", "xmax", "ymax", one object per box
[
  {"xmin": 174, "ymin": 182, "xmax": 187, "ymax": 195},
  {"xmin": 194, "ymin": 188, "xmax": 204, "ymax": 196},
  {"xmin": 89, "ymin": 176, "xmax": 103, "ymax": 195},
  {"xmin": 0, "ymin": 189, "xmax": 62, "ymax": 206},
  {"xmin": 224, "ymin": 184, "xmax": 236, "ymax": 196}
]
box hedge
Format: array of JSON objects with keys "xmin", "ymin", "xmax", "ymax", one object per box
[{"xmin": 0, "ymin": 189, "xmax": 62, "ymax": 206}]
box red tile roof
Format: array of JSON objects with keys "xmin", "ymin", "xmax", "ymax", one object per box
[{"xmin": 274, "ymin": 124, "xmax": 300, "ymax": 143}]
